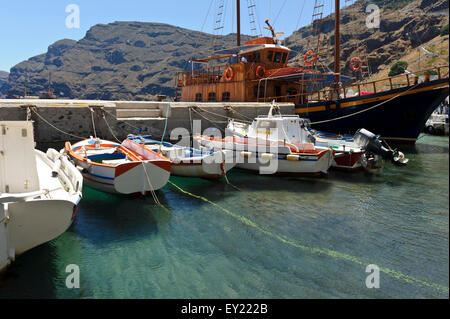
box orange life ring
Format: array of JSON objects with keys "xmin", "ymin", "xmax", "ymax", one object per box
[
  {"xmin": 350, "ymin": 57, "xmax": 362, "ymax": 72},
  {"xmin": 224, "ymin": 67, "xmax": 234, "ymax": 82},
  {"xmin": 304, "ymin": 50, "xmax": 318, "ymax": 66},
  {"xmin": 256, "ymin": 65, "xmax": 266, "ymax": 79}
]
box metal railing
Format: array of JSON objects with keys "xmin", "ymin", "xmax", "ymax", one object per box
[{"xmin": 258, "ymin": 65, "xmax": 449, "ymax": 103}]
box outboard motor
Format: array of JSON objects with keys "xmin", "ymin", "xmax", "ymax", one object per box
[{"xmin": 354, "ymin": 129, "xmax": 409, "ymax": 166}]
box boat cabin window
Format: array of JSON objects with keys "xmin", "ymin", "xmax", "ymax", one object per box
[
  {"xmin": 282, "ymin": 52, "xmax": 288, "ymax": 64},
  {"xmin": 195, "ymin": 93, "xmax": 202, "ymax": 102},
  {"xmin": 222, "ymin": 92, "xmax": 231, "ymax": 102},
  {"xmin": 286, "ymin": 88, "xmax": 297, "ymax": 97},
  {"xmin": 267, "ymin": 51, "xmax": 274, "ymax": 62},
  {"xmin": 256, "ymin": 120, "xmax": 277, "ymax": 129},
  {"xmin": 208, "ymin": 92, "xmax": 217, "ymax": 102},
  {"xmin": 274, "ymin": 52, "xmax": 282, "ymax": 63},
  {"xmin": 242, "ymin": 52, "xmax": 261, "ymax": 63}
]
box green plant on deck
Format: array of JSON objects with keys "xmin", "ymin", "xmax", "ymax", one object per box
[
  {"xmin": 388, "ymin": 61, "xmax": 408, "ymax": 77},
  {"xmin": 417, "ymin": 70, "xmax": 438, "ymax": 76},
  {"xmin": 441, "ymin": 24, "xmax": 449, "ymax": 36}
]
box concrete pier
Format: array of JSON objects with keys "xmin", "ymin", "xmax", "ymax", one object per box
[{"xmin": 0, "ymin": 99, "xmax": 295, "ymax": 143}]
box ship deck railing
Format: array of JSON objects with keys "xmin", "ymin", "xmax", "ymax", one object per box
[{"xmin": 256, "ymin": 65, "xmax": 449, "ymax": 104}]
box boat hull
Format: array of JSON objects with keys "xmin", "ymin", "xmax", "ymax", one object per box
[
  {"xmin": 171, "ymin": 158, "xmax": 236, "ymax": 179},
  {"xmin": 124, "ymin": 138, "xmax": 235, "ymax": 179},
  {"xmin": 75, "ymin": 158, "xmax": 171, "ymax": 195},
  {"xmin": 296, "ymin": 79, "xmax": 449, "ymax": 143},
  {"xmin": 235, "ymin": 151, "xmax": 333, "ymax": 176},
  {"xmin": 67, "ymin": 140, "xmax": 171, "ymax": 195}
]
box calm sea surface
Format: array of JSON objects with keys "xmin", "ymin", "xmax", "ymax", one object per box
[{"xmin": 0, "ymin": 135, "xmax": 448, "ymax": 298}]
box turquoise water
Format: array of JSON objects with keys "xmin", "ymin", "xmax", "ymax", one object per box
[{"xmin": 0, "ymin": 135, "xmax": 448, "ymax": 298}]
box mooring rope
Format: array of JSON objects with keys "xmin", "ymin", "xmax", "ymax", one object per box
[
  {"xmin": 167, "ymin": 180, "xmax": 449, "ymax": 294},
  {"xmin": 102, "ymin": 107, "xmax": 146, "ymax": 132},
  {"xmin": 89, "ymin": 107, "xmax": 98, "ymax": 139},
  {"xmin": 195, "ymin": 105, "xmax": 253, "ymax": 124},
  {"xmin": 190, "ymin": 107, "xmax": 226, "ymax": 134},
  {"xmin": 29, "ymin": 107, "xmax": 87, "ymax": 140},
  {"xmin": 102, "ymin": 112, "xmax": 121, "ymax": 143},
  {"xmin": 141, "ymin": 161, "xmax": 161, "ymax": 206}
]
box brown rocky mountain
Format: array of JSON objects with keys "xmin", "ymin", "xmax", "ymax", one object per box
[
  {"xmin": 0, "ymin": 23, "xmax": 250, "ymax": 100},
  {"xmin": 285, "ymin": 0, "xmax": 449, "ymax": 79},
  {"xmin": 0, "ymin": 71, "xmax": 8, "ymax": 87},
  {"xmin": 0, "ymin": 0, "xmax": 448, "ymax": 100}
]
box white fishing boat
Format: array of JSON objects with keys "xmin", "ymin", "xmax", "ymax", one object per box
[
  {"xmin": 195, "ymin": 134, "xmax": 334, "ymax": 176},
  {"xmin": 226, "ymin": 103, "xmax": 408, "ymax": 170},
  {"xmin": 124, "ymin": 136, "xmax": 236, "ymax": 179},
  {"xmin": 425, "ymin": 112, "xmax": 449, "ymax": 136},
  {"xmin": 1, "ymin": 121, "xmax": 83, "ymax": 272},
  {"xmin": 65, "ymin": 137, "xmax": 172, "ymax": 195}
]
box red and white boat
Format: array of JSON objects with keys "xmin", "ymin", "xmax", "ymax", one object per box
[
  {"xmin": 124, "ymin": 136, "xmax": 236, "ymax": 179},
  {"xmin": 65, "ymin": 138, "xmax": 171, "ymax": 195},
  {"xmin": 226, "ymin": 104, "xmax": 407, "ymax": 171},
  {"xmin": 195, "ymin": 134, "xmax": 333, "ymax": 176}
]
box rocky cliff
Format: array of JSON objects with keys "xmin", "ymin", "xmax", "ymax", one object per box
[
  {"xmin": 0, "ymin": 22, "xmax": 249, "ymax": 100},
  {"xmin": 285, "ymin": 0, "xmax": 449, "ymax": 78},
  {"xmin": 1, "ymin": 0, "xmax": 448, "ymax": 99},
  {"xmin": 0, "ymin": 71, "xmax": 8, "ymax": 87}
]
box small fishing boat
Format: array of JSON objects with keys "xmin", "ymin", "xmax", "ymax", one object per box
[
  {"xmin": 124, "ymin": 135, "xmax": 236, "ymax": 179},
  {"xmin": 425, "ymin": 112, "xmax": 449, "ymax": 136},
  {"xmin": 195, "ymin": 134, "xmax": 334, "ymax": 176},
  {"xmin": 226, "ymin": 104, "xmax": 408, "ymax": 170},
  {"xmin": 65, "ymin": 137, "xmax": 171, "ymax": 195},
  {"xmin": 1, "ymin": 121, "xmax": 83, "ymax": 272}
]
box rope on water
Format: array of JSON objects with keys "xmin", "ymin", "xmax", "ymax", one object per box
[
  {"xmin": 167, "ymin": 180, "xmax": 449, "ymax": 294},
  {"xmin": 309, "ymin": 83, "xmax": 421, "ymax": 125}
]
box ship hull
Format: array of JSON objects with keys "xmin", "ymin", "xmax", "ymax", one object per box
[{"xmin": 295, "ymin": 79, "xmax": 449, "ymax": 143}]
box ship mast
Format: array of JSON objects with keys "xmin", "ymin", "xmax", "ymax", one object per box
[
  {"xmin": 237, "ymin": 0, "xmax": 241, "ymax": 46},
  {"xmin": 334, "ymin": 0, "xmax": 341, "ymax": 88}
]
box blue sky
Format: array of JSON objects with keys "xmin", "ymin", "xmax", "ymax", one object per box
[{"xmin": 0, "ymin": 0, "xmax": 340, "ymax": 71}]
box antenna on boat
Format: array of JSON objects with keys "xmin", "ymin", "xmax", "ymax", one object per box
[
  {"xmin": 237, "ymin": 0, "xmax": 241, "ymax": 46},
  {"xmin": 334, "ymin": 0, "xmax": 341, "ymax": 90}
]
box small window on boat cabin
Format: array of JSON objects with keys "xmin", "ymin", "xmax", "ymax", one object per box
[
  {"xmin": 254, "ymin": 52, "xmax": 261, "ymax": 63},
  {"xmin": 267, "ymin": 50, "xmax": 274, "ymax": 62},
  {"xmin": 274, "ymin": 51, "xmax": 282, "ymax": 63},
  {"xmin": 222, "ymin": 92, "xmax": 231, "ymax": 102},
  {"xmin": 257, "ymin": 120, "xmax": 277, "ymax": 129},
  {"xmin": 287, "ymin": 88, "xmax": 297, "ymax": 97},
  {"xmin": 281, "ymin": 52, "xmax": 288, "ymax": 64},
  {"xmin": 195, "ymin": 93, "xmax": 202, "ymax": 102},
  {"xmin": 208, "ymin": 92, "xmax": 217, "ymax": 102}
]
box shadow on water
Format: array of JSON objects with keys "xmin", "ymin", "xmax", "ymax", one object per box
[
  {"xmin": 0, "ymin": 243, "xmax": 58, "ymax": 298},
  {"xmin": 73, "ymin": 186, "xmax": 171, "ymax": 246},
  {"xmin": 223, "ymin": 168, "xmax": 334, "ymax": 194}
]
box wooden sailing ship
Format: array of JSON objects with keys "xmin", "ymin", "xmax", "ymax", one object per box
[{"xmin": 174, "ymin": 0, "xmax": 449, "ymax": 143}]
